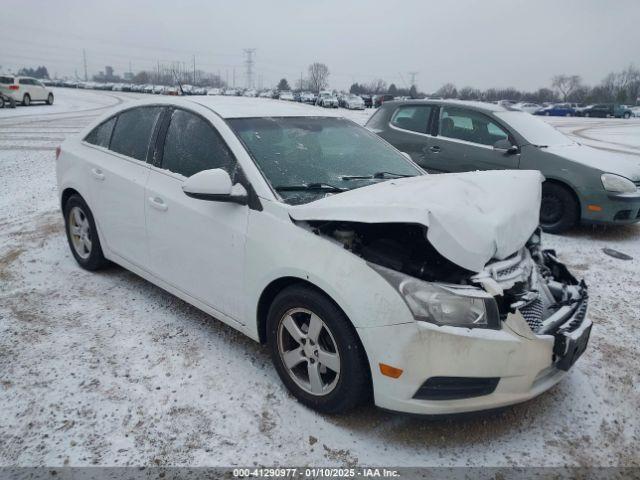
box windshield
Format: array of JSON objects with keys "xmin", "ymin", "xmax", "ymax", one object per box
[
  {"xmin": 228, "ymin": 117, "xmax": 423, "ymax": 205},
  {"xmin": 495, "ymin": 111, "xmax": 575, "ymax": 147}
]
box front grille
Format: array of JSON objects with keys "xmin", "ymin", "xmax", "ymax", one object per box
[
  {"xmin": 519, "ymin": 298, "xmax": 544, "ymax": 332},
  {"xmin": 561, "ymin": 301, "xmax": 588, "ymax": 333},
  {"xmin": 497, "ymin": 264, "xmax": 520, "ymax": 278}
]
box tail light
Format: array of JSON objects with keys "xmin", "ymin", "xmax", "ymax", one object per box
[
  {"xmin": 55, "ymin": 146, "xmax": 61, "ymax": 160},
  {"xmin": 9, "ymin": 85, "xmax": 19, "ymax": 90}
]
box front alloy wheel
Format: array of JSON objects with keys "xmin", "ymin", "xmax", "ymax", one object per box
[
  {"xmin": 267, "ymin": 285, "xmax": 370, "ymax": 413},
  {"xmin": 277, "ymin": 308, "xmax": 341, "ymax": 396}
]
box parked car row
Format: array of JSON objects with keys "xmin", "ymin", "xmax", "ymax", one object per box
[{"xmin": 532, "ymin": 102, "xmax": 634, "ymax": 118}]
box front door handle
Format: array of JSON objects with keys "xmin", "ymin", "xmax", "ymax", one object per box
[
  {"xmin": 91, "ymin": 168, "xmax": 105, "ymax": 181},
  {"xmin": 148, "ymin": 196, "xmax": 168, "ymax": 212},
  {"xmin": 429, "ymin": 145, "xmax": 441, "ymax": 153}
]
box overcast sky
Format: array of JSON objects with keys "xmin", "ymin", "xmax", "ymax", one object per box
[{"xmin": 1, "ymin": 0, "xmax": 638, "ymax": 92}]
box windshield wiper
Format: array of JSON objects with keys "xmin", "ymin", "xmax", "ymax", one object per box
[
  {"xmin": 274, "ymin": 183, "xmax": 347, "ymax": 193},
  {"xmin": 340, "ymin": 171, "xmax": 415, "ymax": 180}
]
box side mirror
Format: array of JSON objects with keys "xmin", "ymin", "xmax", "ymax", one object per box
[
  {"xmin": 182, "ymin": 168, "xmax": 248, "ymax": 205},
  {"xmin": 493, "ymin": 138, "xmax": 519, "ymax": 154}
]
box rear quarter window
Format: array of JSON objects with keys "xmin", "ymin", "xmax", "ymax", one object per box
[
  {"xmin": 0, "ymin": 76, "xmax": 14, "ymax": 84},
  {"xmin": 84, "ymin": 117, "xmax": 117, "ymax": 148}
]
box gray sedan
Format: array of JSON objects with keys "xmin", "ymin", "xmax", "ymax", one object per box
[{"xmin": 366, "ymin": 100, "xmax": 640, "ymax": 233}]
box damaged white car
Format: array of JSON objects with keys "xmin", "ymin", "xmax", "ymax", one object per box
[{"xmin": 56, "ymin": 97, "xmax": 591, "ymax": 415}]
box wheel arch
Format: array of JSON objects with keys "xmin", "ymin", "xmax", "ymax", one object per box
[
  {"xmin": 542, "ymin": 177, "xmax": 582, "ymax": 221},
  {"xmin": 257, "ymin": 277, "xmax": 331, "ymax": 344},
  {"xmin": 61, "ymin": 187, "xmax": 82, "ymax": 211}
]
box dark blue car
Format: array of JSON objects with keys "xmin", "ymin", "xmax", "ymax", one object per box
[{"xmin": 534, "ymin": 103, "xmax": 576, "ymax": 117}]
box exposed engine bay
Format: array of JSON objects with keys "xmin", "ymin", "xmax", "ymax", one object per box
[{"xmin": 307, "ymin": 221, "xmax": 588, "ymax": 335}]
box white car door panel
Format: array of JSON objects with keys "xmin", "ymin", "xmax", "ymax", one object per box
[
  {"xmin": 144, "ymin": 107, "xmax": 248, "ymax": 321},
  {"xmin": 145, "ymin": 169, "xmax": 248, "ymax": 320},
  {"xmin": 85, "ymin": 106, "xmax": 163, "ymax": 268}
]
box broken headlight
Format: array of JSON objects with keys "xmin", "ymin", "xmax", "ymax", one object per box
[{"xmin": 369, "ymin": 263, "xmax": 500, "ymax": 329}]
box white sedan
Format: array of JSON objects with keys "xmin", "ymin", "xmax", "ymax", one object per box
[{"xmin": 56, "ymin": 96, "xmax": 590, "ymax": 415}]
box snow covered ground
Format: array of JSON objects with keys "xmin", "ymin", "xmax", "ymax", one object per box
[{"xmin": 0, "ymin": 89, "xmax": 639, "ymax": 467}]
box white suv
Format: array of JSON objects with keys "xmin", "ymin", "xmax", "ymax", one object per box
[{"xmin": 0, "ymin": 75, "xmax": 54, "ymax": 106}]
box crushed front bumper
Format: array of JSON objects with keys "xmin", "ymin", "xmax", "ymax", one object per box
[{"xmin": 358, "ymin": 295, "xmax": 591, "ymax": 415}]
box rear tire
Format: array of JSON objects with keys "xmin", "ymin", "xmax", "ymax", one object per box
[
  {"xmin": 22, "ymin": 94, "xmax": 31, "ymax": 106},
  {"xmin": 46, "ymin": 93, "xmax": 54, "ymax": 105},
  {"xmin": 0, "ymin": 96, "xmax": 4, "ymax": 109},
  {"xmin": 266, "ymin": 285, "xmax": 370, "ymax": 414},
  {"xmin": 63, "ymin": 194, "xmax": 109, "ymax": 271},
  {"xmin": 540, "ymin": 182, "xmax": 579, "ymax": 234},
  {"xmin": 623, "ymin": 112, "xmax": 630, "ymax": 119}
]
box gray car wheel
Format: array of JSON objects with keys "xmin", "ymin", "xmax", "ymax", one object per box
[
  {"xmin": 22, "ymin": 94, "xmax": 31, "ymax": 106},
  {"xmin": 540, "ymin": 182, "xmax": 579, "ymax": 233}
]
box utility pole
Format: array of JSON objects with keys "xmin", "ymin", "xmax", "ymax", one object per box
[
  {"xmin": 193, "ymin": 55, "xmax": 196, "ymax": 85},
  {"xmin": 82, "ymin": 49, "xmax": 88, "ymax": 81},
  {"xmin": 243, "ymin": 48, "xmax": 256, "ymax": 89},
  {"xmin": 408, "ymin": 71, "xmax": 418, "ymax": 88},
  {"xmin": 233, "ymin": 67, "xmax": 236, "ymax": 88}
]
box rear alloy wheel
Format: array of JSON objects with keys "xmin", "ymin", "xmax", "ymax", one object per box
[
  {"xmin": 585, "ymin": 112, "xmax": 590, "ymax": 118},
  {"xmin": 623, "ymin": 112, "xmax": 630, "ymax": 119},
  {"xmin": 22, "ymin": 94, "xmax": 31, "ymax": 106},
  {"xmin": 46, "ymin": 93, "xmax": 54, "ymax": 105},
  {"xmin": 267, "ymin": 285, "xmax": 370, "ymax": 413},
  {"xmin": 540, "ymin": 182, "xmax": 579, "ymax": 233},
  {"xmin": 0, "ymin": 96, "xmax": 4, "ymax": 109},
  {"xmin": 64, "ymin": 194, "xmax": 109, "ymax": 270}
]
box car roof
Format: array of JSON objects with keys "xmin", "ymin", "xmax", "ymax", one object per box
[
  {"xmin": 125, "ymin": 96, "xmax": 345, "ymax": 119},
  {"xmin": 383, "ymin": 99, "xmax": 511, "ymax": 113}
]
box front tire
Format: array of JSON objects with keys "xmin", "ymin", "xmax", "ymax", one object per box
[
  {"xmin": 267, "ymin": 285, "xmax": 370, "ymax": 414},
  {"xmin": 46, "ymin": 93, "xmax": 54, "ymax": 105},
  {"xmin": 540, "ymin": 182, "xmax": 579, "ymax": 233},
  {"xmin": 22, "ymin": 94, "xmax": 31, "ymax": 106},
  {"xmin": 63, "ymin": 194, "xmax": 108, "ymax": 270},
  {"xmin": 623, "ymin": 112, "xmax": 630, "ymax": 119}
]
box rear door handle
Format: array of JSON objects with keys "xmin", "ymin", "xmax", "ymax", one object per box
[
  {"xmin": 91, "ymin": 168, "xmax": 105, "ymax": 181},
  {"xmin": 148, "ymin": 196, "xmax": 168, "ymax": 212},
  {"xmin": 429, "ymin": 145, "xmax": 441, "ymax": 153}
]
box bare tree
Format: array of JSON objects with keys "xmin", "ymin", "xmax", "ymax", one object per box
[
  {"xmin": 367, "ymin": 78, "xmax": 388, "ymax": 94},
  {"xmin": 435, "ymin": 83, "xmax": 458, "ymax": 98},
  {"xmin": 307, "ymin": 63, "xmax": 330, "ymax": 93},
  {"xmin": 551, "ymin": 75, "xmax": 582, "ymax": 101}
]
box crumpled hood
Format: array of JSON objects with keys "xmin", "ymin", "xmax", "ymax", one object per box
[{"xmin": 288, "ymin": 170, "xmax": 544, "ymax": 272}]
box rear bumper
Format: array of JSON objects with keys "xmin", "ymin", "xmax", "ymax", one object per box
[{"xmin": 359, "ymin": 299, "xmax": 591, "ymax": 415}]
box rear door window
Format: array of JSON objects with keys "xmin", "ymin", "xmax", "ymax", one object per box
[
  {"xmin": 109, "ymin": 107, "xmax": 163, "ymax": 161},
  {"xmin": 84, "ymin": 117, "xmax": 117, "ymax": 148},
  {"xmin": 390, "ymin": 105, "xmax": 433, "ymax": 134},
  {"xmin": 439, "ymin": 107, "xmax": 509, "ymax": 146},
  {"xmin": 0, "ymin": 76, "xmax": 14, "ymax": 84},
  {"xmin": 160, "ymin": 109, "xmax": 236, "ymax": 178}
]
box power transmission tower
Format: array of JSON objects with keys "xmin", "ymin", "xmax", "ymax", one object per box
[
  {"xmin": 243, "ymin": 48, "xmax": 256, "ymax": 89},
  {"xmin": 408, "ymin": 71, "xmax": 418, "ymax": 87},
  {"xmin": 82, "ymin": 49, "xmax": 88, "ymax": 81}
]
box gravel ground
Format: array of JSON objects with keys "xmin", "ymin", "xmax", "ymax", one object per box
[{"xmin": 0, "ymin": 89, "xmax": 639, "ymax": 467}]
